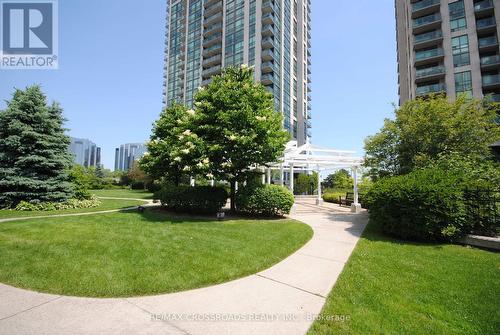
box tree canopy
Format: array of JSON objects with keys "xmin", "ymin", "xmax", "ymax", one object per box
[
  {"xmin": 194, "ymin": 65, "xmax": 289, "ymax": 210},
  {"xmin": 364, "ymin": 95, "xmax": 499, "ymax": 179},
  {"xmin": 0, "ymin": 85, "xmax": 74, "ymax": 207}
]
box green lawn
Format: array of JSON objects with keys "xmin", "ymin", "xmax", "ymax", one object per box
[
  {"xmin": 91, "ymin": 188, "xmax": 154, "ymax": 199},
  {"xmin": 0, "ymin": 198, "xmax": 146, "ymax": 219},
  {"xmin": 0, "ymin": 209, "xmax": 312, "ymax": 297},
  {"xmin": 308, "ymin": 223, "xmax": 500, "ymax": 335}
]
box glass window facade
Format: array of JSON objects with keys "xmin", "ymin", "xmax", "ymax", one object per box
[
  {"xmin": 166, "ymin": 2, "xmax": 186, "ymax": 105},
  {"xmin": 451, "ymin": 35, "xmax": 470, "ymax": 67},
  {"xmin": 454, "ymin": 71, "xmax": 472, "ymax": 96},
  {"xmin": 225, "ymin": 0, "xmax": 245, "ymax": 66},
  {"xmin": 248, "ymin": 0, "xmax": 256, "ymax": 66},
  {"xmin": 185, "ymin": 0, "xmax": 203, "ymax": 106},
  {"xmin": 449, "ymin": 0, "xmax": 467, "ymax": 32}
]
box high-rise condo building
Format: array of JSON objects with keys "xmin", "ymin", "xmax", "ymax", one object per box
[
  {"xmin": 395, "ymin": 0, "xmax": 500, "ymax": 105},
  {"xmin": 163, "ymin": 0, "xmax": 312, "ymax": 145},
  {"xmin": 114, "ymin": 143, "xmax": 148, "ymax": 171},
  {"xmin": 68, "ymin": 137, "xmax": 101, "ymax": 168}
]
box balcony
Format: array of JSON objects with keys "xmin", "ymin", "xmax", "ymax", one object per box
[
  {"xmin": 204, "ymin": 0, "xmax": 219, "ymax": 7},
  {"xmin": 478, "ymin": 36, "xmax": 498, "ymax": 51},
  {"xmin": 204, "ymin": 11, "xmax": 223, "ymax": 27},
  {"xmin": 411, "ymin": 0, "xmax": 441, "ymax": 18},
  {"xmin": 474, "ymin": 0, "xmax": 495, "ymax": 17},
  {"xmin": 202, "ymin": 54, "xmax": 222, "ymax": 68},
  {"xmin": 416, "ymin": 82, "xmax": 446, "ymax": 96},
  {"xmin": 413, "ymin": 29, "xmax": 443, "ymax": 49},
  {"xmin": 204, "ymin": 1, "xmax": 222, "ymax": 17},
  {"xmin": 262, "ymin": 24, "xmax": 274, "ymax": 37},
  {"xmin": 480, "ymin": 55, "xmax": 500, "ymax": 69},
  {"xmin": 261, "ymin": 73, "xmax": 274, "ymax": 85},
  {"xmin": 412, "ymin": 13, "xmax": 442, "ymax": 33},
  {"xmin": 202, "ymin": 65, "xmax": 222, "ymax": 78},
  {"xmin": 261, "ymin": 49, "xmax": 274, "ymax": 61},
  {"xmin": 482, "ymin": 74, "xmax": 500, "ymax": 88},
  {"xmin": 415, "ymin": 65, "xmax": 445, "ymax": 82},
  {"xmin": 203, "ymin": 32, "xmax": 222, "ymax": 47},
  {"xmin": 201, "ymin": 78, "xmax": 213, "ymax": 86},
  {"xmin": 261, "ymin": 61, "xmax": 274, "ymax": 73},
  {"xmin": 261, "ymin": 36, "xmax": 274, "ymax": 49},
  {"xmin": 203, "ymin": 44, "xmax": 222, "ymax": 57},
  {"xmin": 262, "ymin": 0, "xmax": 275, "ymax": 13},
  {"xmin": 262, "ymin": 12, "xmax": 274, "ymax": 25},
  {"xmin": 414, "ymin": 48, "xmax": 444, "ymax": 65},
  {"xmin": 204, "ymin": 23, "xmax": 223, "ymax": 36},
  {"xmin": 476, "ymin": 17, "xmax": 496, "ymax": 33}
]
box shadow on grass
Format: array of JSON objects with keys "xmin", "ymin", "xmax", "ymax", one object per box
[{"xmin": 131, "ymin": 206, "xmax": 291, "ymax": 225}]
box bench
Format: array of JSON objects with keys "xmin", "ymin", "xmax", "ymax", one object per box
[
  {"xmin": 339, "ymin": 193, "xmax": 363, "ymax": 207},
  {"xmin": 339, "ymin": 193, "xmax": 355, "ymax": 207}
]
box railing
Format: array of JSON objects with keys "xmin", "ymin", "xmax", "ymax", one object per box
[
  {"xmin": 416, "ymin": 65, "xmax": 445, "ymax": 78},
  {"xmin": 482, "ymin": 74, "xmax": 500, "ymax": 86},
  {"xmin": 413, "ymin": 13, "xmax": 441, "ymax": 28},
  {"xmin": 414, "ymin": 30, "xmax": 442, "ymax": 44},
  {"xmin": 480, "ymin": 55, "xmax": 500, "ymax": 66},
  {"xmin": 478, "ymin": 36, "xmax": 498, "ymax": 47},
  {"xmin": 412, "ymin": 0, "xmax": 440, "ymax": 12},
  {"xmin": 476, "ymin": 17, "xmax": 496, "ymax": 29},
  {"xmin": 203, "ymin": 32, "xmax": 222, "ymax": 44},
  {"xmin": 415, "ymin": 48, "xmax": 444, "ymax": 61},
  {"xmin": 463, "ymin": 188, "xmax": 499, "ymax": 237},
  {"xmin": 416, "ymin": 82, "xmax": 445, "ymax": 95},
  {"xmin": 474, "ymin": 0, "xmax": 494, "ymax": 12}
]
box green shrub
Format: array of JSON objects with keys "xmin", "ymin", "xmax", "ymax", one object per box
[
  {"xmin": 155, "ymin": 184, "xmax": 228, "ymax": 214},
  {"xmin": 236, "ymin": 185, "xmax": 295, "ymax": 217},
  {"xmin": 322, "ymin": 190, "xmax": 347, "ymax": 204},
  {"xmin": 130, "ymin": 181, "xmax": 145, "ymax": 190},
  {"xmin": 14, "ymin": 195, "xmax": 101, "ymax": 211},
  {"xmin": 366, "ymin": 167, "xmax": 467, "ymax": 241}
]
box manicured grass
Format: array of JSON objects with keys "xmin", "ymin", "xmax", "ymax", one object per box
[
  {"xmin": 308, "ymin": 223, "xmax": 500, "ymax": 335},
  {"xmin": 0, "ymin": 198, "xmax": 146, "ymax": 219},
  {"xmin": 91, "ymin": 188, "xmax": 154, "ymax": 199},
  {"xmin": 0, "ymin": 209, "xmax": 312, "ymax": 297}
]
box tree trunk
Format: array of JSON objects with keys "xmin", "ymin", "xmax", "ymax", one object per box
[{"xmin": 230, "ymin": 180, "xmax": 236, "ymax": 213}]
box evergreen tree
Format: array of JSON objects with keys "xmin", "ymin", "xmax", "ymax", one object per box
[{"xmin": 0, "ymin": 85, "xmax": 74, "ymax": 207}]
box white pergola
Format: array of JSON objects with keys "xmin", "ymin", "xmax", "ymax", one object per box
[{"xmin": 265, "ymin": 141, "xmax": 364, "ymax": 212}]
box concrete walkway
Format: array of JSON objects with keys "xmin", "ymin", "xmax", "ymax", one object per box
[{"xmin": 0, "ymin": 199, "xmax": 368, "ymax": 335}]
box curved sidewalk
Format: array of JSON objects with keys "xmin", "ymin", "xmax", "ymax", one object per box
[{"xmin": 0, "ymin": 200, "xmax": 368, "ymax": 335}]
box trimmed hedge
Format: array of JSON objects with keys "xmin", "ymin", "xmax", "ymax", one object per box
[
  {"xmin": 236, "ymin": 185, "xmax": 295, "ymax": 217},
  {"xmin": 366, "ymin": 167, "xmax": 468, "ymax": 241},
  {"xmin": 155, "ymin": 185, "xmax": 228, "ymax": 214},
  {"xmin": 322, "ymin": 190, "xmax": 348, "ymax": 204}
]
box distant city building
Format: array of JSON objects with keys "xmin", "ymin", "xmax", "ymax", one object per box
[
  {"xmin": 68, "ymin": 137, "xmax": 101, "ymax": 168},
  {"xmin": 114, "ymin": 143, "xmax": 147, "ymax": 171}
]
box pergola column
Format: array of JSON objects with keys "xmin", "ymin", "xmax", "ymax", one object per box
[
  {"xmin": 279, "ymin": 164, "xmax": 284, "ymax": 186},
  {"xmin": 266, "ymin": 168, "xmax": 271, "ymax": 184},
  {"xmin": 316, "ymin": 165, "xmax": 323, "ymax": 206},
  {"xmin": 261, "ymin": 167, "xmax": 265, "ymax": 185},
  {"xmin": 190, "ymin": 177, "xmax": 195, "ymax": 187},
  {"xmin": 351, "ymin": 166, "xmax": 361, "ymax": 213},
  {"xmin": 289, "ymin": 163, "xmax": 294, "ymax": 194}
]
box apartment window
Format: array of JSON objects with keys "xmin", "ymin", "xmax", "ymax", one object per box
[
  {"xmin": 451, "ymin": 35, "xmax": 470, "ymax": 67},
  {"xmin": 449, "ymin": 0, "xmax": 467, "ymax": 32},
  {"xmin": 454, "ymin": 71, "xmax": 472, "ymax": 96}
]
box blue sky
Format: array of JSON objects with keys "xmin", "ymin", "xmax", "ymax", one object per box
[{"xmin": 0, "ymin": 0, "xmax": 398, "ymax": 169}]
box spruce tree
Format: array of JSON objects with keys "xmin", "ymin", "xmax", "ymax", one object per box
[{"xmin": 0, "ymin": 85, "xmax": 74, "ymax": 208}]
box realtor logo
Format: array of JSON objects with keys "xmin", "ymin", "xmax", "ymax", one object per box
[{"xmin": 1, "ymin": 0, "xmax": 58, "ymax": 69}]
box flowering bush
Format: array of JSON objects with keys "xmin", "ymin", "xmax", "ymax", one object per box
[{"xmin": 14, "ymin": 195, "xmax": 101, "ymax": 211}]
